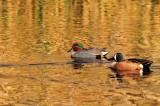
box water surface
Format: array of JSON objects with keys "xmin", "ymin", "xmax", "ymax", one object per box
[{"xmin": 0, "ymin": 0, "xmax": 160, "ymax": 105}]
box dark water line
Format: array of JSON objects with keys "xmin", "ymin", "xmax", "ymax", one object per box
[
  {"xmin": 0, "ymin": 64, "xmax": 14, "ymax": 67},
  {"xmin": 1, "ymin": 62, "xmax": 160, "ymax": 70},
  {"xmin": 0, "ymin": 62, "xmax": 65, "ymax": 67},
  {"xmin": 0, "ymin": 62, "xmax": 82, "ymax": 67},
  {"xmin": 0, "ymin": 60, "xmax": 111, "ymax": 67},
  {"xmin": 150, "ymin": 66, "xmax": 160, "ymax": 69}
]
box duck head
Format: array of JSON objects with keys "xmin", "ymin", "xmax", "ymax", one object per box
[
  {"xmin": 107, "ymin": 53, "xmax": 124, "ymax": 62},
  {"xmin": 68, "ymin": 43, "xmax": 85, "ymax": 52}
]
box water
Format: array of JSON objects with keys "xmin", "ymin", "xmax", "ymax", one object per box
[{"xmin": 0, "ymin": 0, "xmax": 160, "ymax": 105}]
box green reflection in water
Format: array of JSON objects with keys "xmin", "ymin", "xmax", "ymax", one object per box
[
  {"xmin": 151, "ymin": 0, "xmax": 160, "ymax": 4},
  {"xmin": 33, "ymin": 40, "xmax": 52, "ymax": 53},
  {"xmin": 34, "ymin": 0, "xmax": 44, "ymax": 25},
  {"xmin": 150, "ymin": 0, "xmax": 160, "ymax": 33},
  {"xmin": 132, "ymin": 1, "xmax": 145, "ymax": 46},
  {"xmin": 73, "ymin": 0, "xmax": 83, "ymax": 33},
  {"xmin": 64, "ymin": 0, "xmax": 73, "ymax": 35},
  {"xmin": 31, "ymin": 0, "xmax": 52, "ymax": 55},
  {"xmin": 17, "ymin": 1, "xmax": 26, "ymax": 28},
  {"xmin": 2, "ymin": 0, "xmax": 8, "ymax": 29},
  {"xmin": 31, "ymin": 0, "xmax": 45, "ymax": 38},
  {"xmin": 1, "ymin": 0, "xmax": 9, "ymax": 41}
]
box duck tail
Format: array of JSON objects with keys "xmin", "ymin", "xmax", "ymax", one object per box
[
  {"xmin": 103, "ymin": 53, "xmax": 108, "ymax": 59},
  {"xmin": 101, "ymin": 48, "xmax": 108, "ymax": 59},
  {"xmin": 142, "ymin": 61, "xmax": 153, "ymax": 75}
]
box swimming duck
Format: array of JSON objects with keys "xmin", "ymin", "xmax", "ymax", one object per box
[
  {"xmin": 107, "ymin": 53, "xmax": 153, "ymax": 76},
  {"xmin": 68, "ymin": 43, "xmax": 108, "ymax": 60}
]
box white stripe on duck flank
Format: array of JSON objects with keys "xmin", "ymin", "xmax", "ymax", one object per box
[{"xmin": 139, "ymin": 64, "xmax": 143, "ymax": 76}]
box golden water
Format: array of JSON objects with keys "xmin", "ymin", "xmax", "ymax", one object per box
[{"xmin": 0, "ymin": 0, "xmax": 160, "ymax": 105}]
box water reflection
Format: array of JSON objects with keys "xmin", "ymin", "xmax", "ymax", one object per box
[
  {"xmin": 0, "ymin": 0, "xmax": 160, "ymax": 105},
  {"xmin": 71, "ymin": 58, "xmax": 103, "ymax": 69},
  {"xmin": 73, "ymin": 0, "xmax": 83, "ymax": 31},
  {"xmin": 151, "ymin": 0, "xmax": 160, "ymax": 4},
  {"xmin": 72, "ymin": 62, "xmax": 84, "ymax": 69},
  {"xmin": 1, "ymin": 0, "xmax": 8, "ymax": 29}
]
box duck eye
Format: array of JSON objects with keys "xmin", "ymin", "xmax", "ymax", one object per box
[{"xmin": 76, "ymin": 44, "xmax": 79, "ymax": 46}]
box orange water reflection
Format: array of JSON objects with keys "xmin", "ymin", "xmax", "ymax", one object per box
[{"xmin": 0, "ymin": 0, "xmax": 160, "ymax": 105}]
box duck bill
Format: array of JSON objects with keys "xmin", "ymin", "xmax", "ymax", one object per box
[
  {"xmin": 68, "ymin": 48, "xmax": 73, "ymax": 52},
  {"xmin": 107, "ymin": 56, "xmax": 114, "ymax": 61}
]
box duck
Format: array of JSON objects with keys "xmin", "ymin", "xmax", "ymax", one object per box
[
  {"xmin": 107, "ymin": 53, "xmax": 153, "ymax": 76},
  {"xmin": 68, "ymin": 43, "xmax": 108, "ymax": 60}
]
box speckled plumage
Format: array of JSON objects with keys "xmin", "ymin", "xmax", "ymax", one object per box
[{"xmin": 68, "ymin": 43, "xmax": 108, "ymax": 59}]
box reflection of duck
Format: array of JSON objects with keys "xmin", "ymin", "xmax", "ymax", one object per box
[
  {"xmin": 71, "ymin": 58, "xmax": 103, "ymax": 69},
  {"xmin": 72, "ymin": 62, "xmax": 84, "ymax": 69},
  {"xmin": 107, "ymin": 53, "xmax": 153, "ymax": 76},
  {"xmin": 68, "ymin": 43, "xmax": 108, "ymax": 59}
]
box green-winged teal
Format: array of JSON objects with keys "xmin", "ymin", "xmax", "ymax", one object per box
[{"xmin": 68, "ymin": 43, "xmax": 108, "ymax": 60}]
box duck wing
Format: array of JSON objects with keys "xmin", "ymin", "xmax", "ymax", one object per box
[
  {"xmin": 87, "ymin": 48, "xmax": 108, "ymax": 56},
  {"xmin": 128, "ymin": 58, "xmax": 153, "ymax": 66},
  {"xmin": 128, "ymin": 58, "xmax": 153, "ymax": 75},
  {"xmin": 72, "ymin": 51, "xmax": 97, "ymax": 58}
]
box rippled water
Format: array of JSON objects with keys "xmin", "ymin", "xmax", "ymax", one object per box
[{"xmin": 0, "ymin": 0, "xmax": 160, "ymax": 105}]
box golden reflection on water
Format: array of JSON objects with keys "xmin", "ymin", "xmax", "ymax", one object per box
[{"xmin": 0, "ymin": 0, "xmax": 160, "ymax": 105}]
